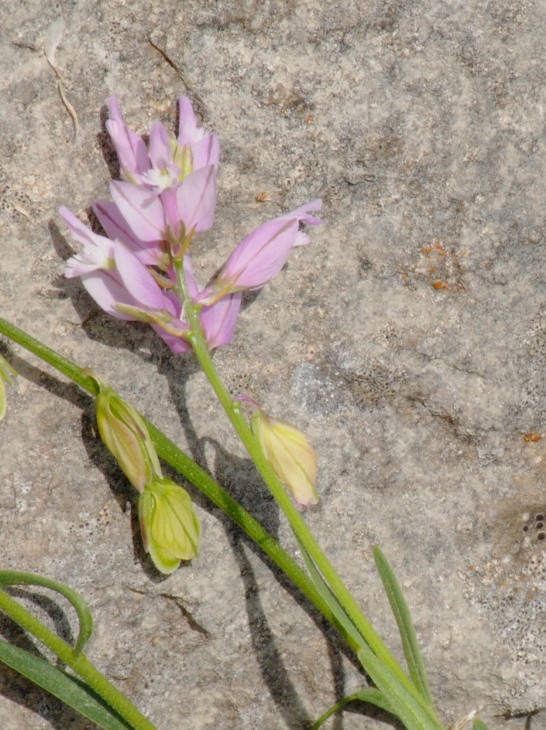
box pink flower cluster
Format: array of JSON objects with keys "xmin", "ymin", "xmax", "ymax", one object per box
[{"xmin": 61, "ymin": 97, "xmax": 321, "ymax": 353}]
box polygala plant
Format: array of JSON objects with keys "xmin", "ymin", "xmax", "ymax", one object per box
[{"xmin": 0, "ymin": 96, "xmax": 489, "ymax": 730}]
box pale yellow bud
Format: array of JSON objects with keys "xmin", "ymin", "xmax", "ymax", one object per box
[
  {"xmin": 96, "ymin": 385, "xmax": 161, "ymax": 493},
  {"xmin": 251, "ymin": 410, "xmax": 319, "ymax": 508},
  {"xmin": 138, "ymin": 477, "xmax": 200, "ymax": 574}
]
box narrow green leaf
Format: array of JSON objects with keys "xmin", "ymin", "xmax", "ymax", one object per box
[
  {"xmin": 472, "ymin": 721, "xmax": 489, "ymax": 730},
  {"xmin": 357, "ymin": 643, "xmax": 445, "ymax": 730},
  {"xmin": 311, "ymin": 687, "xmax": 395, "ymax": 729},
  {"xmin": 299, "ymin": 539, "xmax": 440, "ymax": 719},
  {"xmin": 0, "ymin": 639, "xmax": 132, "ymax": 730},
  {"xmin": 0, "ymin": 571, "xmax": 93, "ymax": 655},
  {"xmin": 373, "ymin": 546, "xmax": 434, "ymax": 705}
]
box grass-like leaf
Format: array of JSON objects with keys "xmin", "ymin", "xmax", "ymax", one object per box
[
  {"xmin": 373, "ymin": 546, "xmax": 434, "ymax": 705},
  {"xmin": 0, "ymin": 639, "xmax": 132, "ymax": 729},
  {"xmin": 311, "ymin": 687, "xmax": 395, "ymax": 729},
  {"xmin": 357, "ymin": 643, "xmax": 444, "ymax": 730},
  {"xmin": 0, "ymin": 571, "xmax": 93, "ymax": 655},
  {"xmin": 299, "ymin": 539, "xmax": 443, "ymax": 721}
]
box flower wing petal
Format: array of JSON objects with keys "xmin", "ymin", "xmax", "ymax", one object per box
[
  {"xmin": 175, "ymin": 165, "xmax": 217, "ymax": 233},
  {"xmin": 200, "ymin": 292, "xmax": 242, "ymax": 349},
  {"xmin": 110, "ymin": 181, "xmax": 165, "ymax": 242}
]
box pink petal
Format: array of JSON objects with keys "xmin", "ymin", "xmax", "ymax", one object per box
[
  {"xmin": 177, "ymin": 97, "xmax": 220, "ymax": 171},
  {"xmin": 148, "ymin": 122, "xmax": 173, "ymax": 170},
  {"xmin": 114, "ymin": 244, "xmax": 174, "ymax": 313},
  {"xmin": 106, "ymin": 97, "xmax": 150, "ymax": 179},
  {"xmin": 80, "ymin": 270, "xmax": 140, "ymax": 320},
  {"xmin": 201, "ymin": 292, "xmax": 242, "ymax": 349},
  {"xmin": 177, "ymin": 97, "xmax": 205, "ymax": 145},
  {"xmin": 220, "ymin": 218, "xmax": 299, "ymax": 290},
  {"xmin": 160, "ymin": 187, "xmax": 182, "ymax": 240},
  {"xmin": 280, "ymin": 199, "xmax": 322, "ymax": 226},
  {"xmin": 92, "ymin": 200, "xmax": 162, "ymax": 265},
  {"xmin": 183, "ymin": 255, "xmax": 200, "ymax": 300},
  {"xmin": 192, "ymin": 134, "xmax": 220, "ymax": 170},
  {"xmin": 110, "ymin": 181, "xmax": 165, "ymax": 242},
  {"xmin": 60, "ymin": 206, "xmax": 110, "ymax": 250},
  {"xmin": 152, "ymin": 324, "xmax": 192, "ymax": 353},
  {"xmin": 292, "ymin": 231, "xmax": 311, "ymax": 248},
  {"xmin": 175, "ymin": 165, "xmax": 217, "ymax": 233},
  {"xmin": 60, "ymin": 206, "xmax": 114, "ymax": 276}
]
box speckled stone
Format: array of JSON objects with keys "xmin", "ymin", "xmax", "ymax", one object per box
[{"xmin": 1, "ymin": 1, "xmax": 545, "ymax": 728}]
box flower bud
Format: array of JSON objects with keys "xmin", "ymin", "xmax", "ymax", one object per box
[
  {"xmin": 251, "ymin": 410, "xmax": 319, "ymax": 509},
  {"xmin": 138, "ymin": 477, "xmax": 200, "ymax": 574},
  {"xmin": 95, "ymin": 385, "xmax": 161, "ymax": 493},
  {"xmin": 0, "ymin": 355, "xmax": 16, "ymax": 421}
]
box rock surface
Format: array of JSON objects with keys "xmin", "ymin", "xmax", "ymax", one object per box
[{"xmin": 0, "ymin": 1, "xmax": 545, "ymax": 728}]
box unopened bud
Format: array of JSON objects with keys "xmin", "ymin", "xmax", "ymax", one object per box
[
  {"xmin": 251, "ymin": 410, "xmax": 318, "ymax": 509},
  {"xmin": 138, "ymin": 477, "xmax": 200, "ymax": 574},
  {"xmin": 96, "ymin": 384, "xmax": 161, "ymax": 493}
]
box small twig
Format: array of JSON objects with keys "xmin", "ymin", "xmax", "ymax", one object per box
[
  {"xmin": 44, "ymin": 18, "xmax": 80, "ymax": 141},
  {"xmin": 147, "ymin": 36, "xmax": 182, "ymax": 78},
  {"xmin": 57, "ymin": 80, "xmax": 80, "ymax": 141},
  {"xmin": 147, "ymin": 37, "xmax": 207, "ymax": 118}
]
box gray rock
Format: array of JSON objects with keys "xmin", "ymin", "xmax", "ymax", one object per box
[{"xmin": 0, "ymin": 0, "xmax": 545, "ymax": 728}]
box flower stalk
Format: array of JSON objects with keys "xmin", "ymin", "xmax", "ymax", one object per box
[
  {"xmin": 0, "ymin": 94, "xmax": 459, "ymax": 729},
  {"xmin": 0, "ymin": 316, "xmax": 352, "ymax": 651},
  {"xmin": 172, "ymin": 261, "xmax": 432, "ymax": 709}
]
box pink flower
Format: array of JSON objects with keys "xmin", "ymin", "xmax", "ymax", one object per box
[
  {"xmin": 109, "ymin": 165, "xmax": 217, "ymax": 244},
  {"xmin": 61, "ymin": 205, "xmax": 240, "ymax": 352},
  {"xmin": 106, "ymin": 97, "xmax": 149, "ymax": 184},
  {"xmin": 177, "ymin": 97, "xmax": 220, "ymax": 170},
  {"xmin": 106, "ymin": 96, "xmax": 219, "ymax": 187},
  {"xmin": 61, "ymin": 206, "xmax": 115, "ymax": 277},
  {"xmin": 201, "ymin": 200, "xmax": 322, "ymax": 301},
  {"xmin": 61, "ymin": 96, "xmax": 321, "ymax": 359},
  {"xmin": 62, "ymin": 205, "xmax": 181, "ymax": 323}
]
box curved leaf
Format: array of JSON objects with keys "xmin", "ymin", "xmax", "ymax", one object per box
[
  {"xmin": 311, "ymin": 687, "xmax": 395, "ymax": 729},
  {"xmin": 0, "ymin": 571, "xmax": 93, "ymax": 654}
]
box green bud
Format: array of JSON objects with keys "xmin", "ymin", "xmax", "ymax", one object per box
[
  {"xmin": 95, "ymin": 385, "xmax": 161, "ymax": 493},
  {"xmin": 138, "ymin": 477, "xmax": 200, "ymax": 574},
  {"xmin": 251, "ymin": 410, "xmax": 319, "ymax": 509}
]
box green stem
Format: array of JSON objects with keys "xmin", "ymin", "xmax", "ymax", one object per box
[
  {"xmin": 174, "ymin": 267, "xmax": 417, "ymax": 695},
  {"xmin": 0, "ymin": 318, "xmax": 99, "ymax": 394},
  {"xmin": 0, "ymin": 317, "xmax": 354, "ymax": 651},
  {"xmin": 0, "ymin": 588, "xmax": 156, "ymax": 730},
  {"xmin": 0, "ymin": 313, "xmax": 439, "ymax": 721}
]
